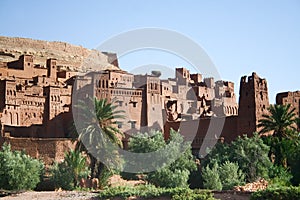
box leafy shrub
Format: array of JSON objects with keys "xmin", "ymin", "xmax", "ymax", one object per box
[
  {"xmin": 287, "ymin": 139, "xmax": 300, "ymax": 186},
  {"xmin": 230, "ymin": 134, "xmax": 272, "ymax": 182},
  {"xmin": 50, "ymin": 162, "xmax": 74, "ymax": 190},
  {"xmin": 170, "ymin": 188, "xmax": 215, "ymax": 200},
  {"xmin": 250, "ymin": 186, "xmax": 300, "ymax": 200},
  {"xmin": 202, "ymin": 161, "xmax": 244, "ymax": 190},
  {"xmin": 268, "ymin": 165, "xmax": 292, "ymax": 187},
  {"xmin": 203, "ymin": 134, "xmax": 272, "ymax": 183},
  {"xmin": 123, "ymin": 129, "xmax": 197, "ymax": 188},
  {"xmin": 98, "ymin": 184, "xmax": 216, "ymax": 200},
  {"xmin": 0, "ymin": 143, "xmax": 44, "ymax": 190},
  {"xmin": 219, "ymin": 161, "xmax": 245, "ymax": 190},
  {"xmin": 98, "ymin": 165, "xmax": 114, "ymax": 189},
  {"xmin": 50, "ymin": 149, "xmax": 90, "ymax": 190},
  {"xmin": 202, "ymin": 162, "xmax": 222, "ymax": 190}
]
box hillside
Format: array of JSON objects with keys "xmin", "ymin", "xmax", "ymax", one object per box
[{"xmin": 0, "ymin": 36, "xmax": 119, "ymax": 71}]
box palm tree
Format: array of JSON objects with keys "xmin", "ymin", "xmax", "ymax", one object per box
[
  {"xmin": 74, "ymin": 97, "xmax": 124, "ymax": 185},
  {"xmin": 258, "ymin": 104, "xmax": 299, "ymax": 166},
  {"xmin": 94, "ymin": 98, "xmax": 125, "ymax": 147},
  {"xmin": 258, "ymin": 104, "xmax": 298, "ymax": 139},
  {"xmin": 64, "ymin": 149, "xmax": 88, "ymax": 187}
]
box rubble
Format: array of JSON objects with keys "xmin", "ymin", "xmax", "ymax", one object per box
[{"xmin": 234, "ymin": 179, "xmax": 268, "ymax": 192}]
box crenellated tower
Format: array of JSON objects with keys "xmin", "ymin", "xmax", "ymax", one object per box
[{"xmin": 238, "ymin": 72, "xmax": 269, "ymax": 136}]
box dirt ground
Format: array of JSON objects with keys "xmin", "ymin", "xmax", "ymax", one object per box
[
  {"xmin": 1, "ymin": 190, "xmax": 251, "ymax": 200},
  {"xmin": 1, "ymin": 191, "xmax": 99, "ymax": 200},
  {"xmin": 0, "ymin": 176, "xmax": 251, "ymax": 200}
]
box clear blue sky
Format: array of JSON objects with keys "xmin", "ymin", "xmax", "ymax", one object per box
[{"xmin": 1, "ymin": 0, "xmax": 299, "ymax": 103}]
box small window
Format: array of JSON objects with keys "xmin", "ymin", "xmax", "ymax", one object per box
[{"xmin": 130, "ymin": 121, "xmax": 136, "ymax": 129}]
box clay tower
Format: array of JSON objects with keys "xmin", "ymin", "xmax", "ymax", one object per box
[{"xmin": 238, "ymin": 72, "xmax": 269, "ymax": 136}]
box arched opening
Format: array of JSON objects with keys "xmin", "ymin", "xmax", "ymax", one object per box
[
  {"xmin": 15, "ymin": 113, "xmax": 19, "ymax": 125},
  {"xmin": 9, "ymin": 112, "xmax": 13, "ymax": 125}
]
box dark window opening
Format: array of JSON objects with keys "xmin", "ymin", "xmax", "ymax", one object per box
[{"xmin": 130, "ymin": 121, "xmax": 136, "ymax": 129}]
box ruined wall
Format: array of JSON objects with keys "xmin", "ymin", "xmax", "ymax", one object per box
[
  {"xmin": 164, "ymin": 116, "xmax": 239, "ymax": 156},
  {"xmin": 0, "ymin": 137, "xmax": 75, "ymax": 165}
]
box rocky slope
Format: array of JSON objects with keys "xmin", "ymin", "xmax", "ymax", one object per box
[{"xmin": 0, "ymin": 36, "xmax": 119, "ymax": 71}]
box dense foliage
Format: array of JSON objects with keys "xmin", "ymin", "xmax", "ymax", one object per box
[
  {"xmin": 268, "ymin": 164, "xmax": 292, "ymax": 187},
  {"xmin": 202, "ymin": 161, "xmax": 245, "ymax": 190},
  {"xmin": 98, "ymin": 184, "xmax": 216, "ymax": 200},
  {"xmin": 50, "ymin": 149, "xmax": 90, "ymax": 190},
  {"xmin": 0, "ymin": 143, "xmax": 44, "ymax": 190},
  {"xmin": 258, "ymin": 104, "xmax": 299, "ymax": 167},
  {"xmin": 203, "ymin": 134, "xmax": 271, "ymax": 183},
  {"xmin": 288, "ymin": 140, "xmax": 300, "ymax": 186},
  {"xmin": 202, "ymin": 162, "xmax": 222, "ymax": 190},
  {"xmin": 230, "ymin": 134, "xmax": 272, "ymax": 182},
  {"xmin": 250, "ymin": 186, "xmax": 300, "ymax": 200},
  {"xmin": 123, "ymin": 129, "xmax": 197, "ymax": 188}
]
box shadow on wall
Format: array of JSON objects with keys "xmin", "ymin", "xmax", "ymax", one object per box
[{"xmin": 3, "ymin": 112, "xmax": 73, "ymax": 138}]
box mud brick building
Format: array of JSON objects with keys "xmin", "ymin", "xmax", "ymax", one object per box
[{"xmin": 0, "ymin": 50, "xmax": 297, "ymax": 161}]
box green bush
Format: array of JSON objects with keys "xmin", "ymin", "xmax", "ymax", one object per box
[
  {"xmin": 50, "ymin": 149, "xmax": 90, "ymax": 190},
  {"xmin": 288, "ymin": 140, "xmax": 300, "ymax": 186},
  {"xmin": 123, "ymin": 129, "xmax": 197, "ymax": 188},
  {"xmin": 50, "ymin": 162, "xmax": 74, "ymax": 190},
  {"xmin": 268, "ymin": 165, "xmax": 292, "ymax": 187},
  {"xmin": 219, "ymin": 161, "xmax": 245, "ymax": 190},
  {"xmin": 202, "ymin": 162, "xmax": 222, "ymax": 190},
  {"xmin": 98, "ymin": 184, "xmax": 216, "ymax": 200},
  {"xmin": 202, "ymin": 161, "xmax": 244, "ymax": 190},
  {"xmin": 170, "ymin": 188, "xmax": 215, "ymax": 200},
  {"xmin": 203, "ymin": 134, "xmax": 272, "ymax": 183},
  {"xmin": 0, "ymin": 143, "xmax": 44, "ymax": 191},
  {"xmin": 250, "ymin": 186, "xmax": 300, "ymax": 200}
]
